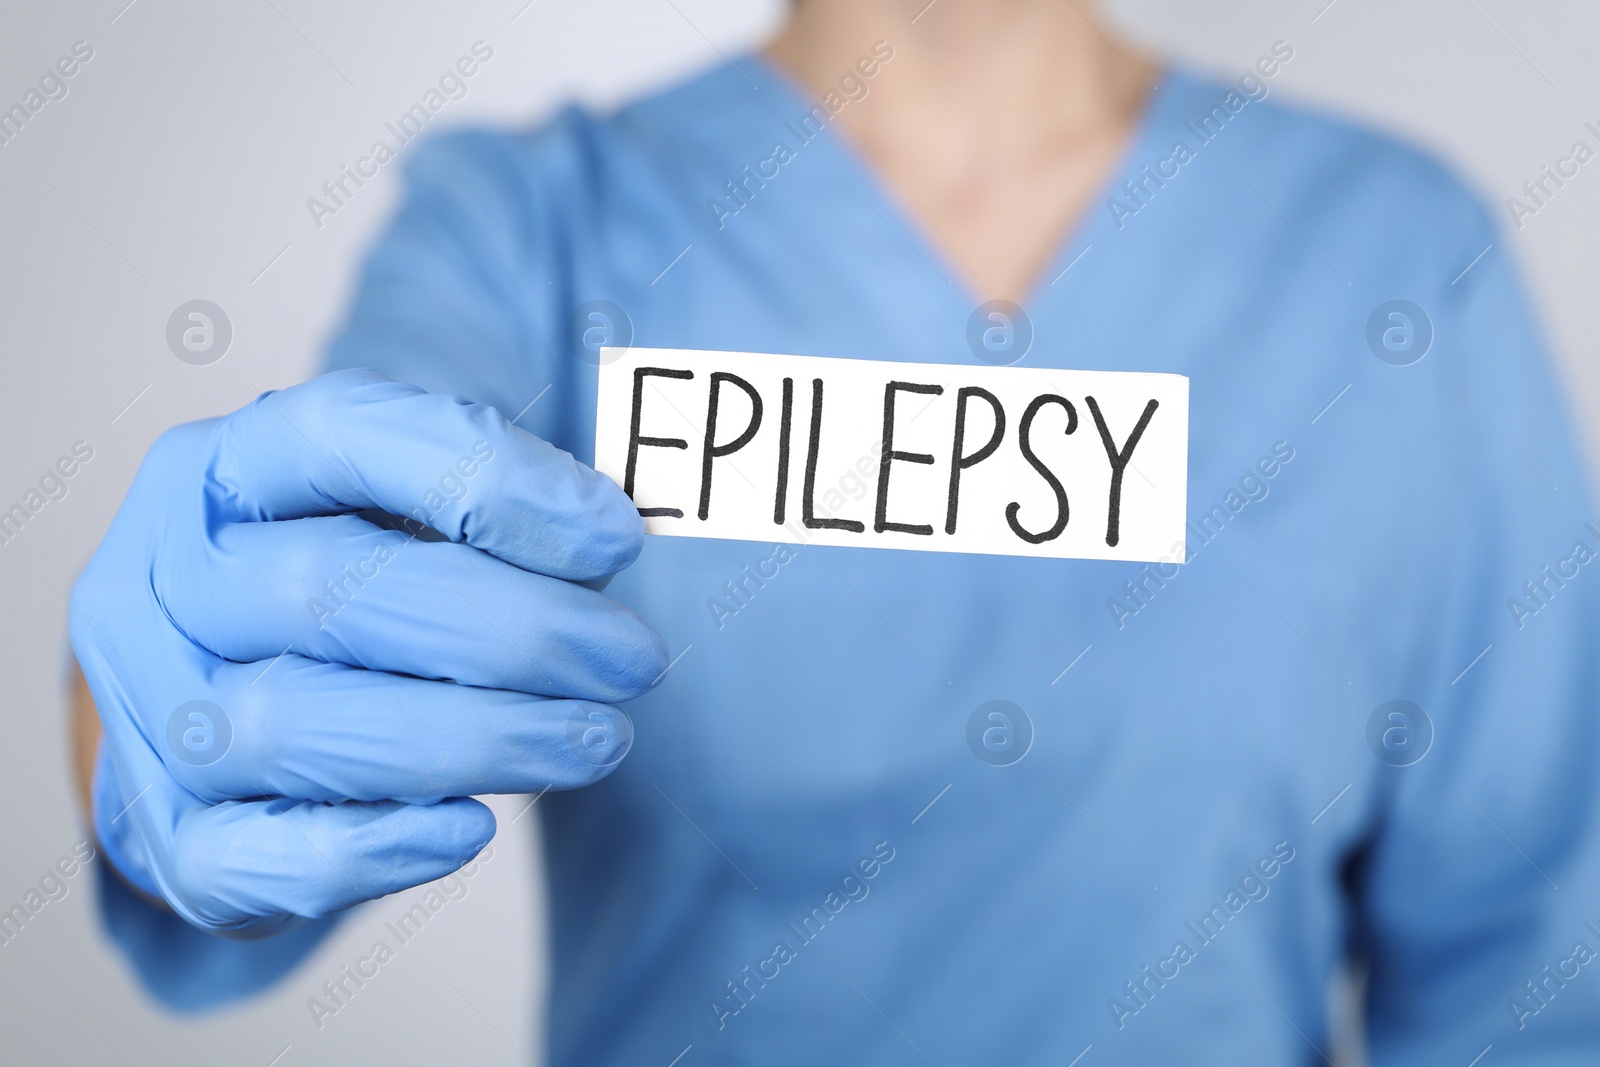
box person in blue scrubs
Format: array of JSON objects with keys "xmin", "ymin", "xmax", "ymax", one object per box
[{"xmin": 71, "ymin": 1, "xmax": 1600, "ymax": 1063}]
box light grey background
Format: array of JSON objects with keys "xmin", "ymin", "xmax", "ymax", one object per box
[{"xmin": 1, "ymin": 1, "xmax": 1594, "ymax": 1063}]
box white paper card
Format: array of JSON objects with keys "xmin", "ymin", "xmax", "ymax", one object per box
[{"xmin": 594, "ymin": 348, "xmax": 1189, "ymax": 563}]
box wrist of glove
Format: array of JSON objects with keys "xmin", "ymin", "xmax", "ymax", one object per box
[{"xmin": 91, "ymin": 739, "xmax": 158, "ymax": 901}]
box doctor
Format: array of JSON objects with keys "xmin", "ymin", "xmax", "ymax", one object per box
[{"xmin": 70, "ymin": 0, "xmax": 1600, "ymax": 1063}]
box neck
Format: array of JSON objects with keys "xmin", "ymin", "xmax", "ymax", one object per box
[
  {"xmin": 764, "ymin": 0, "xmax": 1159, "ymax": 301},
  {"xmin": 766, "ymin": 0, "xmax": 1157, "ymax": 163}
]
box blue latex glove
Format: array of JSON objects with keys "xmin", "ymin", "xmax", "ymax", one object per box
[{"xmin": 71, "ymin": 369, "xmax": 665, "ymax": 936}]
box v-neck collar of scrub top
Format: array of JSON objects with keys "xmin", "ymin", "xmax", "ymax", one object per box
[{"xmin": 728, "ymin": 51, "xmax": 1190, "ymax": 316}]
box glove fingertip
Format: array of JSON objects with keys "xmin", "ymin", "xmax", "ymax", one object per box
[
  {"xmin": 565, "ymin": 468, "xmax": 646, "ymax": 579},
  {"xmin": 437, "ymin": 796, "xmax": 498, "ymax": 859}
]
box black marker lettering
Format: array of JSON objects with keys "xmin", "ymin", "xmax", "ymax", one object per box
[
  {"xmin": 875, "ymin": 381, "xmax": 943, "ymax": 535},
  {"xmin": 803, "ymin": 378, "xmax": 865, "ymax": 532},
  {"xmin": 1086, "ymin": 396, "xmax": 1158, "ymax": 548},
  {"xmin": 945, "ymin": 386, "xmax": 1005, "ymax": 534},
  {"xmin": 774, "ymin": 377, "xmax": 793, "ymax": 525},
  {"xmin": 698, "ymin": 372, "xmax": 764, "ymax": 521},
  {"xmin": 626, "ymin": 366, "xmax": 693, "ymax": 518},
  {"xmin": 1006, "ymin": 394, "xmax": 1076, "ymax": 544}
]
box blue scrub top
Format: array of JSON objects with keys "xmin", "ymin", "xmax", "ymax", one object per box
[{"xmin": 107, "ymin": 56, "xmax": 1600, "ymax": 1064}]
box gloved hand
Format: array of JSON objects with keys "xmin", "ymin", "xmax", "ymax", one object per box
[{"xmin": 71, "ymin": 369, "xmax": 665, "ymax": 937}]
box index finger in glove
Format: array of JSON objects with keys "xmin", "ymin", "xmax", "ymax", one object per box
[{"xmin": 206, "ymin": 368, "xmax": 641, "ymax": 581}]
